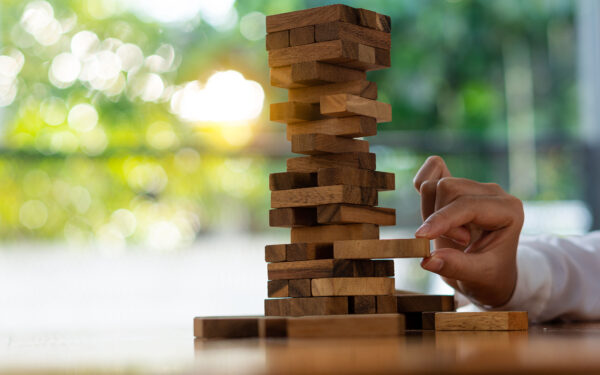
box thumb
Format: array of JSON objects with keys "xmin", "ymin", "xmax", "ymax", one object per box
[{"xmin": 420, "ymin": 248, "xmax": 490, "ymax": 283}]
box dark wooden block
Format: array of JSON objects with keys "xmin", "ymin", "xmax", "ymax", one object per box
[
  {"xmin": 259, "ymin": 317, "xmax": 288, "ymax": 337},
  {"xmin": 265, "ymin": 299, "xmax": 289, "ymax": 316},
  {"xmin": 356, "ymin": 8, "xmax": 391, "ymax": 32},
  {"xmin": 291, "ymin": 134, "xmax": 369, "ymax": 155},
  {"xmin": 267, "ymin": 259, "xmax": 391, "ymax": 280},
  {"xmin": 317, "ymin": 167, "xmax": 395, "ymax": 190},
  {"xmin": 269, "ymin": 208, "xmax": 317, "ymax": 227},
  {"xmin": 265, "ymin": 244, "xmax": 286, "ymax": 262},
  {"xmin": 265, "ymin": 297, "xmax": 349, "ymax": 316},
  {"xmin": 315, "ymin": 21, "xmax": 391, "ymax": 50},
  {"xmin": 268, "ymin": 280, "xmax": 289, "ymax": 297},
  {"xmin": 317, "ymin": 204, "xmax": 396, "ymax": 226},
  {"xmin": 291, "ymin": 223, "xmax": 379, "ymax": 243},
  {"xmin": 289, "ymin": 80, "xmax": 377, "ymax": 103},
  {"xmin": 270, "ymin": 102, "xmax": 324, "ymax": 123},
  {"xmin": 287, "ymin": 242, "xmax": 334, "ymax": 261},
  {"xmin": 271, "ymin": 185, "xmax": 378, "ymax": 208},
  {"xmin": 290, "ymin": 25, "xmax": 315, "ymax": 46},
  {"xmin": 269, "ymin": 171, "xmax": 317, "ymax": 191},
  {"xmin": 291, "ymin": 61, "xmax": 366, "ymax": 85},
  {"xmin": 266, "ymin": 30, "xmax": 289, "ymax": 50},
  {"xmin": 287, "ymin": 152, "xmax": 376, "ymax": 173},
  {"xmin": 376, "ymin": 295, "xmax": 397, "ymax": 314},
  {"xmin": 422, "ymin": 312, "xmax": 435, "ymax": 330},
  {"xmin": 289, "ymin": 279, "xmax": 312, "ymax": 297},
  {"xmin": 193, "ymin": 317, "xmax": 259, "ymax": 339},
  {"xmin": 286, "ymin": 116, "xmax": 377, "ymax": 140},
  {"xmin": 395, "ymin": 295, "xmax": 455, "ymax": 313},
  {"xmin": 350, "ymin": 296, "xmax": 376, "ymax": 314},
  {"xmin": 266, "ymin": 4, "xmax": 358, "ymax": 33}
]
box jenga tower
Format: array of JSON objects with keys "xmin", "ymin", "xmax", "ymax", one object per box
[{"xmin": 265, "ymin": 4, "xmax": 431, "ymax": 317}]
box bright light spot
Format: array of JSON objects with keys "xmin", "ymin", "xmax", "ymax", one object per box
[
  {"xmin": 220, "ymin": 125, "xmax": 253, "ymax": 146},
  {"xmin": 145, "ymin": 44, "xmax": 175, "ymax": 72},
  {"xmin": 35, "ymin": 18, "xmax": 62, "ymax": 45},
  {"xmin": 40, "ymin": 97, "xmax": 67, "ymax": 125},
  {"xmin": 103, "ymin": 72, "xmax": 126, "ymax": 96},
  {"xmin": 101, "ymin": 37, "xmax": 123, "ymax": 52},
  {"xmin": 200, "ymin": 0, "xmax": 237, "ymax": 30},
  {"xmin": 0, "ymin": 55, "xmax": 21, "ymax": 81},
  {"xmin": 239, "ymin": 11, "xmax": 266, "ymax": 41},
  {"xmin": 68, "ymin": 103, "xmax": 98, "ymax": 132},
  {"xmin": 94, "ymin": 50, "xmax": 122, "ymax": 80},
  {"xmin": 80, "ymin": 126, "xmax": 108, "ymax": 155},
  {"xmin": 70, "ymin": 186, "xmax": 92, "ymax": 214},
  {"xmin": 128, "ymin": 73, "xmax": 164, "ymax": 102},
  {"xmin": 125, "ymin": 0, "xmax": 235, "ymax": 26},
  {"xmin": 127, "ymin": 163, "xmax": 168, "ymax": 194},
  {"xmin": 0, "ymin": 82, "xmax": 17, "ymax": 107},
  {"xmin": 146, "ymin": 121, "xmax": 178, "ymax": 150},
  {"xmin": 49, "ymin": 52, "xmax": 81, "ymax": 88},
  {"xmin": 174, "ymin": 148, "xmax": 200, "ymax": 172},
  {"xmin": 111, "ymin": 209, "xmax": 137, "ymax": 237},
  {"xmin": 71, "ymin": 31, "xmax": 99, "ymax": 59},
  {"xmin": 145, "ymin": 220, "xmax": 181, "ymax": 251},
  {"xmin": 19, "ymin": 200, "xmax": 48, "ymax": 229},
  {"xmin": 20, "ymin": 1, "xmax": 54, "ymax": 36},
  {"xmin": 171, "ymin": 70, "xmax": 264, "ymax": 122},
  {"xmin": 116, "ymin": 43, "xmax": 143, "ymax": 72}
]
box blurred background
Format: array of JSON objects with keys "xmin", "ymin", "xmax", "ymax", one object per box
[{"xmin": 0, "ymin": 0, "xmax": 597, "ymax": 351}]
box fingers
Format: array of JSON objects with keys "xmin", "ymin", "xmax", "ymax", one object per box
[
  {"xmin": 420, "ymin": 248, "xmax": 492, "ymax": 283},
  {"xmin": 413, "ymin": 155, "xmax": 451, "ymax": 192}
]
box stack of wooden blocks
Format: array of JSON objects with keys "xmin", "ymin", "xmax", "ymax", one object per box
[{"xmin": 193, "ymin": 4, "xmax": 528, "ymax": 339}]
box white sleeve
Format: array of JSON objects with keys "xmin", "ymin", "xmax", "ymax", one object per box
[{"xmin": 494, "ymin": 231, "xmax": 600, "ymax": 322}]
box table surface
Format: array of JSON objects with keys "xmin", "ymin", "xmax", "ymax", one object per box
[{"xmin": 3, "ymin": 322, "xmax": 600, "ymax": 374}]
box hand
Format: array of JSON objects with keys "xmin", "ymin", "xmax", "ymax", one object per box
[{"xmin": 413, "ymin": 156, "xmax": 524, "ymax": 307}]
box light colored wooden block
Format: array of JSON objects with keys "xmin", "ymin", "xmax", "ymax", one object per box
[
  {"xmin": 266, "ymin": 4, "xmax": 357, "ymax": 33},
  {"xmin": 317, "ymin": 167, "xmax": 394, "ymax": 190},
  {"xmin": 431, "ymin": 312, "xmax": 529, "ymax": 331},
  {"xmin": 286, "ymin": 116, "xmax": 377, "ymax": 140},
  {"xmin": 288, "ymin": 80, "xmax": 377, "ymax": 103},
  {"xmin": 320, "ymin": 93, "xmax": 392, "ymax": 123},
  {"xmin": 287, "ymin": 152, "xmax": 376, "ymax": 172},
  {"xmin": 317, "ymin": 204, "xmax": 396, "ymax": 226},
  {"xmin": 290, "ymin": 25, "xmax": 315, "ymax": 46},
  {"xmin": 286, "ymin": 314, "xmax": 404, "ymax": 338},
  {"xmin": 271, "ymin": 185, "xmax": 377, "ymax": 208},
  {"xmin": 193, "ymin": 317, "xmax": 259, "ymax": 339},
  {"xmin": 270, "ymin": 102, "xmax": 323, "ymax": 123},
  {"xmin": 291, "ymin": 223, "xmax": 379, "ymax": 243},
  {"xmin": 315, "ymin": 21, "xmax": 391, "ymax": 50},
  {"xmin": 291, "ymin": 134, "xmax": 369, "ymax": 155},
  {"xmin": 266, "ymin": 30, "xmax": 289, "ymax": 50},
  {"xmin": 311, "ymin": 277, "xmax": 395, "ymax": 296},
  {"xmin": 270, "ymin": 66, "xmax": 306, "ymax": 88},
  {"xmin": 334, "ymin": 239, "xmax": 430, "ymax": 259}
]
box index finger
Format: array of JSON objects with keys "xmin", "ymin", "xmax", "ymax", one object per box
[{"xmin": 413, "ymin": 155, "xmax": 452, "ymax": 192}]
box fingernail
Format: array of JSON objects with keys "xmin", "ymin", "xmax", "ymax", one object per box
[
  {"xmin": 422, "ymin": 257, "xmax": 444, "ymax": 272},
  {"xmin": 415, "ymin": 222, "xmax": 432, "ymax": 237}
]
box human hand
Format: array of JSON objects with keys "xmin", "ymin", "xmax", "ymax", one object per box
[{"xmin": 413, "ymin": 156, "xmax": 524, "ymax": 307}]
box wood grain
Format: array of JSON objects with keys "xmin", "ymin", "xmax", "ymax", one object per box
[
  {"xmin": 288, "ymin": 80, "xmax": 377, "ymax": 103},
  {"xmin": 266, "ymin": 4, "xmax": 357, "ymax": 33},
  {"xmin": 269, "ymin": 208, "xmax": 317, "ymax": 227},
  {"xmin": 264, "ymin": 297, "xmax": 349, "ymax": 316},
  {"xmin": 287, "ymin": 152, "xmax": 376, "ymax": 172},
  {"xmin": 266, "ymin": 30, "xmax": 289, "ymax": 50},
  {"xmin": 350, "ymin": 296, "xmax": 376, "ymax": 314},
  {"xmin": 320, "ymin": 94, "xmax": 392, "ymax": 123},
  {"xmin": 193, "ymin": 317, "xmax": 259, "ymax": 339},
  {"xmin": 291, "ymin": 61, "xmax": 366, "ymax": 85},
  {"xmin": 376, "ymin": 295, "xmax": 455, "ymax": 313},
  {"xmin": 291, "ymin": 223, "xmax": 379, "ymax": 243},
  {"xmin": 269, "ymin": 171, "xmax": 317, "ymax": 191},
  {"xmin": 290, "ymin": 25, "xmax": 315, "ymax": 46},
  {"xmin": 271, "ymin": 185, "xmax": 377, "ymax": 208},
  {"xmin": 317, "ymin": 167, "xmax": 395, "ymax": 190},
  {"xmin": 265, "ymin": 242, "xmax": 334, "ymax": 263},
  {"xmin": 288, "ymin": 279, "xmax": 312, "ymax": 297},
  {"xmin": 270, "ymin": 66, "xmax": 305, "ymax": 88},
  {"xmin": 291, "ymin": 134, "xmax": 369, "ymax": 155},
  {"xmin": 317, "ymin": 204, "xmax": 396, "ymax": 226},
  {"xmin": 315, "ymin": 21, "xmax": 391, "ymax": 50},
  {"xmin": 270, "ymin": 102, "xmax": 324, "ymax": 123},
  {"xmin": 333, "ymin": 239, "xmax": 430, "ymax": 259},
  {"xmin": 286, "ymin": 116, "xmax": 377, "ymax": 140},
  {"xmin": 267, "ymin": 259, "xmax": 393, "ymax": 280},
  {"xmin": 431, "ymin": 312, "xmax": 529, "ymax": 331},
  {"xmin": 268, "ymin": 280, "xmax": 289, "ymax": 297},
  {"xmin": 356, "ymin": 8, "xmax": 391, "ymax": 32},
  {"xmin": 311, "ymin": 277, "xmax": 395, "ymax": 296},
  {"xmin": 286, "ymin": 314, "xmax": 404, "ymax": 338}
]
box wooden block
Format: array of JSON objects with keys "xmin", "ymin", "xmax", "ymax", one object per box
[
  {"xmin": 421, "ymin": 312, "xmax": 435, "ymax": 330},
  {"xmin": 291, "ymin": 61, "xmax": 366, "ymax": 85},
  {"xmin": 291, "ymin": 134, "xmax": 369, "ymax": 155},
  {"xmin": 193, "ymin": 317, "xmax": 259, "ymax": 339},
  {"xmin": 267, "ymin": 259, "xmax": 391, "ymax": 280},
  {"xmin": 269, "ymin": 172, "xmax": 317, "ymax": 191},
  {"xmin": 266, "ymin": 30, "xmax": 289, "ymax": 50},
  {"xmin": 395, "ymin": 294, "xmax": 455, "ymax": 313},
  {"xmin": 291, "ymin": 223, "xmax": 379, "ymax": 243},
  {"xmin": 356, "ymin": 8, "xmax": 391, "ymax": 33},
  {"xmin": 350, "ymin": 296, "xmax": 376, "ymax": 314},
  {"xmin": 258, "ymin": 317, "xmax": 287, "ymax": 337},
  {"xmin": 290, "ymin": 25, "xmax": 315, "ymax": 46},
  {"xmin": 265, "ymin": 244, "xmax": 286, "ymax": 262},
  {"xmin": 270, "ymin": 102, "xmax": 324, "ymax": 123},
  {"xmin": 265, "ymin": 298, "xmax": 289, "ymax": 316},
  {"xmin": 320, "ymin": 94, "xmax": 392, "ymax": 123},
  {"xmin": 266, "ymin": 4, "xmax": 358, "ymax": 33},
  {"xmin": 288, "ymin": 80, "xmax": 377, "ymax": 103},
  {"xmin": 270, "ymin": 66, "xmax": 306, "ymax": 89},
  {"xmin": 315, "ymin": 21, "xmax": 391, "ymax": 50},
  {"xmin": 333, "ymin": 239, "xmax": 430, "ymax": 259},
  {"xmin": 317, "ymin": 204, "xmax": 396, "ymax": 226},
  {"xmin": 269, "ymin": 208, "xmax": 317, "ymax": 227},
  {"xmin": 343, "ymin": 44, "xmax": 390, "ymax": 71},
  {"xmin": 317, "ymin": 167, "xmax": 395, "ymax": 190},
  {"xmin": 376, "ymin": 295, "xmax": 397, "ymax": 314},
  {"xmin": 429, "ymin": 312, "xmax": 528, "ymax": 331},
  {"xmin": 266, "ymin": 297, "xmax": 349, "ymax": 316},
  {"xmin": 268, "ymin": 280, "xmax": 289, "ymax": 297},
  {"xmin": 286, "ymin": 314, "xmax": 404, "ymax": 338},
  {"xmin": 271, "ymin": 185, "xmax": 377, "ymax": 208},
  {"xmin": 287, "ymin": 152, "xmax": 376, "ymax": 172},
  {"xmin": 286, "ymin": 116, "xmax": 377, "ymax": 140},
  {"xmin": 311, "ymin": 277, "xmax": 394, "ymax": 296},
  {"xmin": 289, "ymin": 279, "xmax": 312, "ymax": 297},
  {"xmin": 265, "ymin": 243, "xmax": 334, "ymax": 263}
]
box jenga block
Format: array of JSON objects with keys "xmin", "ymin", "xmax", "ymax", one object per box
[
  {"xmin": 291, "ymin": 134, "xmax": 369, "ymax": 155},
  {"xmin": 268, "ymin": 280, "xmax": 289, "ymax": 297},
  {"xmin": 287, "ymin": 152, "xmax": 376, "ymax": 172},
  {"xmin": 317, "ymin": 167, "xmax": 395, "ymax": 190},
  {"xmin": 269, "ymin": 208, "xmax": 317, "ymax": 227},
  {"xmin": 286, "ymin": 314, "xmax": 404, "ymax": 338},
  {"xmin": 427, "ymin": 312, "xmax": 528, "ymax": 331},
  {"xmin": 265, "ymin": 297, "xmax": 349, "ymax": 316},
  {"xmin": 265, "ymin": 243, "xmax": 334, "ymax": 263},
  {"xmin": 289, "ymin": 279, "xmax": 312, "ymax": 297},
  {"xmin": 267, "ymin": 259, "xmax": 391, "ymax": 280},
  {"xmin": 268, "ymin": 40, "xmax": 390, "ymax": 71},
  {"xmin": 266, "ymin": 30, "xmax": 289, "ymax": 50},
  {"xmin": 376, "ymin": 295, "xmax": 455, "ymax": 314},
  {"xmin": 265, "ymin": 244, "xmax": 287, "ymax": 262},
  {"xmin": 269, "ymin": 172, "xmax": 317, "ymax": 191},
  {"xmin": 193, "ymin": 317, "xmax": 259, "ymax": 339},
  {"xmin": 320, "ymin": 94, "xmax": 392, "ymax": 123},
  {"xmin": 333, "ymin": 239, "xmax": 430, "ymax": 259},
  {"xmin": 258, "ymin": 317, "xmax": 288, "ymax": 337},
  {"xmin": 288, "ymin": 80, "xmax": 377, "ymax": 103},
  {"xmin": 317, "ymin": 204, "xmax": 396, "ymax": 226},
  {"xmin": 356, "ymin": 8, "xmax": 392, "ymax": 33},
  {"xmin": 270, "ymin": 102, "xmax": 323, "ymax": 123},
  {"xmin": 291, "ymin": 61, "xmax": 366, "ymax": 85},
  {"xmin": 271, "ymin": 185, "xmax": 377, "ymax": 208},
  {"xmin": 376, "ymin": 294, "xmax": 397, "ymax": 314},
  {"xmin": 265, "ymin": 298, "xmax": 289, "ymax": 316},
  {"xmin": 311, "ymin": 277, "xmax": 394, "ymax": 296},
  {"xmin": 350, "ymin": 296, "xmax": 376, "ymax": 314},
  {"xmin": 290, "ymin": 25, "xmax": 315, "ymax": 46},
  {"xmin": 315, "ymin": 21, "xmax": 391, "ymax": 50},
  {"xmin": 291, "ymin": 223, "xmax": 379, "ymax": 243},
  {"xmin": 286, "ymin": 116, "xmax": 377, "ymax": 140},
  {"xmin": 270, "ymin": 66, "xmax": 306, "ymax": 89},
  {"xmin": 266, "ymin": 4, "xmax": 357, "ymax": 33}
]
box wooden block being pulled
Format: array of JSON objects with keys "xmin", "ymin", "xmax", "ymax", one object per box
[
  {"xmin": 271, "ymin": 185, "xmax": 377, "ymax": 208},
  {"xmin": 268, "ymin": 280, "xmax": 289, "ymax": 297},
  {"xmin": 269, "ymin": 172, "xmax": 317, "ymax": 191},
  {"xmin": 334, "ymin": 239, "xmax": 430, "ymax": 259},
  {"xmin": 267, "ymin": 259, "xmax": 393, "ymax": 280},
  {"xmin": 270, "ymin": 102, "xmax": 323, "ymax": 123},
  {"xmin": 288, "ymin": 80, "xmax": 377, "ymax": 103},
  {"xmin": 286, "ymin": 116, "xmax": 377, "ymax": 140},
  {"xmin": 266, "ymin": 30, "xmax": 289, "ymax": 50},
  {"xmin": 265, "ymin": 242, "xmax": 333, "ymax": 263},
  {"xmin": 315, "ymin": 21, "xmax": 391, "ymax": 50},
  {"xmin": 427, "ymin": 312, "xmax": 528, "ymax": 331},
  {"xmin": 355, "ymin": 8, "xmax": 391, "ymax": 33},
  {"xmin": 289, "ymin": 279, "xmax": 312, "ymax": 297},
  {"xmin": 290, "ymin": 25, "xmax": 315, "ymax": 46},
  {"xmin": 317, "ymin": 204, "xmax": 396, "ymax": 226},
  {"xmin": 286, "ymin": 314, "xmax": 404, "ymax": 338},
  {"xmin": 291, "ymin": 61, "xmax": 366, "ymax": 85},
  {"xmin": 265, "ymin": 297, "xmax": 349, "ymax": 316},
  {"xmin": 266, "ymin": 4, "xmax": 358, "ymax": 33},
  {"xmin": 291, "ymin": 223, "xmax": 379, "ymax": 243},
  {"xmin": 350, "ymin": 296, "xmax": 376, "ymax": 314},
  {"xmin": 287, "ymin": 152, "xmax": 376, "ymax": 172},
  {"xmin": 291, "ymin": 134, "xmax": 369, "ymax": 155},
  {"xmin": 193, "ymin": 317, "xmax": 259, "ymax": 339},
  {"xmin": 317, "ymin": 167, "xmax": 395, "ymax": 190},
  {"xmin": 269, "ymin": 208, "xmax": 317, "ymax": 227},
  {"xmin": 321, "ymin": 94, "xmax": 392, "ymax": 123},
  {"xmin": 311, "ymin": 277, "xmax": 394, "ymax": 296},
  {"xmin": 376, "ymin": 294, "xmax": 455, "ymax": 313}
]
